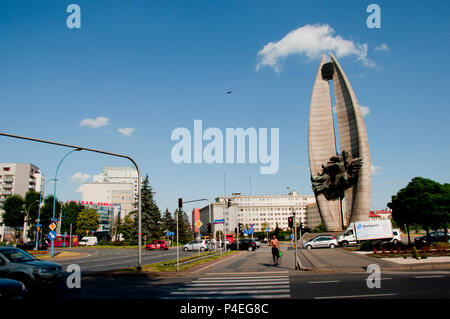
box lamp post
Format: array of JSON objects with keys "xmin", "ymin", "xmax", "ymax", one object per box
[
  {"xmin": 50, "ymin": 148, "xmax": 82, "ymax": 257},
  {"xmin": 35, "ymin": 178, "xmax": 56, "ymax": 250},
  {"xmin": 22, "ymin": 200, "xmax": 40, "ymax": 244}
]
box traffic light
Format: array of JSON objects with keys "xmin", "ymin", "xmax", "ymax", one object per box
[
  {"xmin": 238, "ymin": 223, "xmax": 243, "ymax": 233},
  {"xmin": 288, "ymin": 216, "xmax": 294, "ymax": 228},
  {"xmin": 207, "ymin": 223, "xmax": 211, "ymax": 234},
  {"xmin": 178, "ymin": 198, "xmax": 182, "ymax": 209},
  {"xmin": 227, "ymin": 199, "xmax": 231, "ymax": 208}
]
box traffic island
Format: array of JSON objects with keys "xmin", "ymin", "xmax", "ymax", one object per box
[{"xmin": 30, "ymin": 250, "xmax": 89, "ymax": 260}]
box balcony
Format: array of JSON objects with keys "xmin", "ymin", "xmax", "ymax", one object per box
[
  {"xmin": 2, "ymin": 191, "xmax": 12, "ymax": 196},
  {"xmin": 3, "ymin": 177, "xmax": 14, "ymax": 183},
  {"xmin": 3, "ymin": 184, "xmax": 13, "ymax": 190}
]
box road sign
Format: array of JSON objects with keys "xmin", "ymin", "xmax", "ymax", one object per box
[
  {"xmin": 50, "ymin": 218, "xmax": 58, "ymax": 223},
  {"xmin": 195, "ymin": 220, "xmax": 203, "ymax": 229},
  {"xmin": 265, "ymin": 227, "xmax": 269, "ymax": 232},
  {"xmin": 49, "ymin": 223, "xmax": 57, "ymax": 231},
  {"xmin": 213, "ymin": 219, "xmax": 225, "ymax": 224},
  {"xmin": 166, "ymin": 231, "xmax": 175, "ymax": 236},
  {"xmin": 290, "ymin": 234, "xmax": 294, "ymax": 239},
  {"xmin": 48, "ymin": 231, "xmax": 56, "ymax": 240},
  {"xmin": 35, "ymin": 224, "xmax": 42, "ymax": 227}
]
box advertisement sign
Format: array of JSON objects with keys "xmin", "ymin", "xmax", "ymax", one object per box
[{"xmin": 355, "ymin": 220, "xmax": 393, "ymax": 241}]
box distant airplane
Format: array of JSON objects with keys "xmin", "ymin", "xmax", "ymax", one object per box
[{"xmin": 227, "ymin": 91, "xmax": 232, "ymax": 94}]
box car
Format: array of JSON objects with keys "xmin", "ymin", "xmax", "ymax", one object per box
[
  {"xmin": 0, "ymin": 247, "xmax": 64, "ymax": 290},
  {"xmin": 145, "ymin": 240, "xmax": 169, "ymax": 250},
  {"xmin": 303, "ymin": 235, "xmax": 338, "ymax": 249},
  {"xmin": 228, "ymin": 239, "xmax": 257, "ymax": 251},
  {"xmin": 183, "ymin": 240, "xmax": 208, "ymax": 252},
  {"xmin": 17, "ymin": 241, "xmax": 48, "ymax": 251},
  {"xmin": 78, "ymin": 236, "xmax": 98, "ymax": 246},
  {"xmin": 252, "ymin": 239, "xmax": 261, "ymax": 248},
  {"xmin": 0, "ymin": 278, "xmax": 27, "ymax": 299},
  {"xmin": 414, "ymin": 231, "xmax": 449, "ymax": 246}
]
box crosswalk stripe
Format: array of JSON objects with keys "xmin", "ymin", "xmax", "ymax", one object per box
[
  {"xmin": 168, "ymin": 274, "xmax": 291, "ymax": 299},
  {"xmin": 171, "ymin": 289, "xmax": 291, "ymax": 295},
  {"xmin": 188, "ymin": 281, "xmax": 290, "ymax": 287}
]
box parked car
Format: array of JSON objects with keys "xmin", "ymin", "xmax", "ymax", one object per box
[
  {"xmin": 252, "ymin": 239, "xmax": 261, "ymax": 248},
  {"xmin": 145, "ymin": 240, "xmax": 169, "ymax": 250},
  {"xmin": 183, "ymin": 240, "xmax": 208, "ymax": 252},
  {"xmin": 0, "ymin": 278, "xmax": 27, "ymax": 299},
  {"xmin": 229, "ymin": 239, "xmax": 257, "ymax": 251},
  {"xmin": 303, "ymin": 235, "xmax": 338, "ymax": 249},
  {"xmin": 78, "ymin": 237, "xmax": 98, "ymax": 246},
  {"xmin": 0, "ymin": 247, "xmax": 64, "ymax": 290},
  {"xmin": 17, "ymin": 241, "xmax": 48, "ymax": 251},
  {"xmin": 414, "ymin": 231, "xmax": 449, "ymax": 246}
]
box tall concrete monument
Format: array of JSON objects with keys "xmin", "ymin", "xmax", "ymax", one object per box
[{"xmin": 308, "ymin": 53, "xmax": 371, "ymax": 231}]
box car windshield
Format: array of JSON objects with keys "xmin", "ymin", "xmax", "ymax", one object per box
[{"xmin": 0, "ymin": 248, "xmax": 36, "ymax": 262}]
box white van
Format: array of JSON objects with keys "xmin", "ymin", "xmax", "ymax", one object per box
[{"xmin": 79, "ymin": 236, "xmax": 98, "ymax": 246}]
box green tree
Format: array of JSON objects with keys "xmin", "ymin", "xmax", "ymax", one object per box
[
  {"xmin": 161, "ymin": 208, "xmax": 176, "ymax": 233},
  {"xmin": 76, "ymin": 207, "xmax": 99, "ymax": 237},
  {"xmin": 130, "ymin": 175, "xmax": 162, "ymax": 244},
  {"xmin": 388, "ymin": 177, "xmax": 450, "ymax": 244},
  {"xmin": 120, "ymin": 214, "xmax": 134, "ymax": 242},
  {"xmin": 175, "ymin": 209, "xmax": 194, "ymax": 244},
  {"xmin": 24, "ymin": 190, "xmax": 41, "ymax": 240},
  {"xmin": 61, "ymin": 201, "xmax": 83, "ymax": 234},
  {"xmin": 40, "ymin": 195, "xmax": 62, "ymax": 236},
  {"xmin": 2, "ymin": 195, "xmax": 25, "ymax": 237}
]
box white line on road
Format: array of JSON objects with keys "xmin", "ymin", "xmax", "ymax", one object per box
[
  {"xmin": 177, "ymin": 285, "xmax": 290, "ymax": 291},
  {"xmin": 308, "ymin": 280, "xmax": 340, "ymax": 284},
  {"xmin": 314, "ymin": 293, "xmax": 397, "ymax": 299},
  {"xmin": 201, "ymin": 275, "xmax": 288, "ymax": 280},
  {"xmin": 171, "ymin": 289, "xmax": 291, "ymax": 295},
  {"xmin": 414, "ymin": 275, "xmax": 445, "ymax": 279},
  {"xmin": 188, "ymin": 281, "xmax": 290, "ymax": 287},
  {"xmin": 163, "ymin": 294, "xmax": 291, "ymax": 299},
  {"xmin": 194, "ymin": 278, "xmax": 288, "ymax": 283}
]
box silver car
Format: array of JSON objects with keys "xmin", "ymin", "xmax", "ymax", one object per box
[
  {"xmin": 183, "ymin": 240, "xmax": 208, "ymax": 252},
  {"xmin": 303, "ymin": 235, "xmax": 338, "ymax": 249},
  {"xmin": 0, "ymin": 247, "xmax": 64, "ymax": 290}
]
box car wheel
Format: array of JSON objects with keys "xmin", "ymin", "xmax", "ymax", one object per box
[
  {"xmin": 200, "ymin": 247, "xmax": 205, "ymax": 252},
  {"xmin": 306, "ymin": 245, "xmax": 312, "ymax": 250},
  {"xmin": 393, "ymin": 239, "xmax": 399, "ymax": 245},
  {"xmin": 341, "ymin": 241, "xmax": 349, "ymax": 247},
  {"xmin": 248, "ymin": 247, "xmax": 253, "ymax": 251},
  {"xmin": 183, "ymin": 247, "xmax": 189, "ymax": 252},
  {"xmin": 329, "ymin": 244, "xmax": 336, "ymax": 249}
]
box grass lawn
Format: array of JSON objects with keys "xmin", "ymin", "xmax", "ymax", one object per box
[{"xmin": 122, "ymin": 251, "xmax": 237, "ymax": 272}]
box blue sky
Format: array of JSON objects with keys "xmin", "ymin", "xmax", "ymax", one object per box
[{"xmin": 0, "ymin": 1, "xmax": 449, "ymax": 214}]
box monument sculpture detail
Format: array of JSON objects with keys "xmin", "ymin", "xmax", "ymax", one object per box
[{"xmin": 308, "ymin": 54, "xmax": 371, "ymax": 231}]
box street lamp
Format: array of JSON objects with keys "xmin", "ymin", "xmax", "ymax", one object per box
[
  {"xmin": 35, "ymin": 178, "xmax": 56, "ymax": 250},
  {"xmin": 22, "ymin": 200, "xmax": 40, "ymax": 243},
  {"xmin": 50, "ymin": 148, "xmax": 82, "ymax": 257}
]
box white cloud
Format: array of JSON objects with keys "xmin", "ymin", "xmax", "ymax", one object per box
[
  {"xmin": 76, "ymin": 185, "xmax": 84, "ymax": 194},
  {"xmin": 375, "ymin": 43, "xmax": 389, "ymax": 51},
  {"xmin": 80, "ymin": 116, "xmax": 109, "ymax": 128},
  {"xmin": 118, "ymin": 128, "xmax": 135, "ymax": 137},
  {"xmin": 256, "ymin": 24, "xmax": 374, "ymax": 73},
  {"xmin": 371, "ymin": 165, "xmax": 382, "ymax": 175},
  {"xmin": 359, "ymin": 105, "xmax": 370, "ymax": 117},
  {"xmin": 71, "ymin": 172, "xmax": 91, "ymax": 184}
]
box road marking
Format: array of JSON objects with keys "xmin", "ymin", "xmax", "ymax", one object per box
[
  {"xmin": 171, "ymin": 289, "xmax": 291, "ymax": 295},
  {"xmin": 308, "ymin": 280, "xmax": 340, "ymax": 284},
  {"xmin": 194, "ymin": 278, "xmax": 288, "ymax": 283},
  {"xmin": 178, "ymin": 285, "xmax": 290, "ymax": 291},
  {"xmin": 203, "ymin": 275, "xmax": 288, "ymax": 280},
  {"xmin": 206, "ymin": 271, "xmax": 288, "ymax": 275},
  {"xmin": 414, "ymin": 275, "xmax": 445, "ymax": 279},
  {"xmin": 314, "ymin": 293, "xmax": 397, "ymax": 299},
  {"xmin": 188, "ymin": 281, "xmax": 290, "ymax": 287},
  {"xmin": 164, "ymin": 294, "xmax": 292, "ymax": 299}
]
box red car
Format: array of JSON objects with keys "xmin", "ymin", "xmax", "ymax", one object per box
[{"xmin": 145, "ymin": 240, "xmax": 169, "ymax": 250}]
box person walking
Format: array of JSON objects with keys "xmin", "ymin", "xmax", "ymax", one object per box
[{"xmin": 270, "ymin": 235, "xmax": 281, "ymax": 266}]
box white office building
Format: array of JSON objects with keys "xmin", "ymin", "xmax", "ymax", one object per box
[
  {"xmin": 78, "ymin": 166, "xmax": 139, "ymax": 216},
  {"xmin": 0, "ymin": 163, "xmax": 45, "ymax": 241},
  {"xmin": 198, "ymin": 191, "xmax": 316, "ymax": 235}
]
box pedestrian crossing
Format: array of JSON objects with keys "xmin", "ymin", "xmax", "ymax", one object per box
[{"xmin": 165, "ymin": 274, "xmax": 291, "ymax": 299}]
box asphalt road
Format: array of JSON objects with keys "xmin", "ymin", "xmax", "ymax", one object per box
[
  {"xmin": 53, "ymin": 247, "xmax": 212, "ymax": 272},
  {"xmin": 24, "ymin": 245, "xmax": 450, "ymax": 300}
]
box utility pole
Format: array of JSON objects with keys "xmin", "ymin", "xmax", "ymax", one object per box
[
  {"xmin": 294, "ymin": 208, "xmax": 298, "ymax": 270},
  {"xmin": 177, "ymin": 198, "xmax": 181, "ymax": 272}
]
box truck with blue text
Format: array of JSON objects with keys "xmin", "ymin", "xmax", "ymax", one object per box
[{"xmin": 337, "ymin": 220, "xmax": 401, "ymax": 247}]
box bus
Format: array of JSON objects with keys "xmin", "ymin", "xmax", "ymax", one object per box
[{"xmin": 53, "ymin": 234, "xmax": 79, "ymax": 247}]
